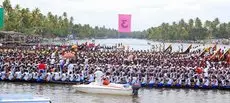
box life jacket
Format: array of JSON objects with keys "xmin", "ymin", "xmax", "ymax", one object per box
[{"xmin": 103, "ymin": 79, "xmax": 110, "ymax": 85}]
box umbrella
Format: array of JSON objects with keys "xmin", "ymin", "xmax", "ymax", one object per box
[{"xmin": 63, "ymin": 52, "xmax": 75, "ymax": 59}]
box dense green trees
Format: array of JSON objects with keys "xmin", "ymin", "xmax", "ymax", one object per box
[
  {"xmin": 147, "ymin": 17, "xmax": 230, "ymax": 40},
  {"xmin": 2, "ymin": 0, "xmax": 144, "ymax": 39},
  {"xmin": 2, "ymin": 0, "xmax": 230, "ymax": 40}
]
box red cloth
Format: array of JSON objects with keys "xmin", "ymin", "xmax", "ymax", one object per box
[
  {"xmin": 227, "ymin": 54, "xmax": 230, "ymax": 64},
  {"xmin": 103, "ymin": 79, "xmax": 110, "ymax": 85},
  {"xmin": 38, "ymin": 63, "xmax": 46, "ymax": 70},
  {"xmin": 88, "ymin": 43, "xmax": 95, "ymax": 48},
  {"xmin": 195, "ymin": 67, "xmax": 203, "ymax": 74}
]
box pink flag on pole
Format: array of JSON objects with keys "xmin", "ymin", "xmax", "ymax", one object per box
[{"xmin": 118, "ymin": 14, "xmax": 131, "ymax": 33}]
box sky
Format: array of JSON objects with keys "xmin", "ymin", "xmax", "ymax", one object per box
[{"xmin": 2, "ymin": 0, "xmax": 230, "ymax": 31}]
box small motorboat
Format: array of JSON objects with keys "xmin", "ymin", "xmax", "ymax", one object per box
[{"xmin": 73, "ymin": 82, "xmax": 136, "ymax": 95}]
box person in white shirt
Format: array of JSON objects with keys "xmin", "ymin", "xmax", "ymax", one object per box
[
  {"xmin": 59, "ymin": 59, "xmax": 65, "ymax": 74},
  {"xmin": 64, "ymin": 59, "xmax": 70, "ymax": 66},
  {"xmin": 194, "ymin": 77, "xmax": 200, "ymax": 88},
  {"xmin": 69, "ymin": 72, "xmax": 75, "ymax": 82},
  {"xmin": 75, "ymin": 73, "xmax": 80, "ymax": 82},
  {"xmin": 32, "ymin": 45, "xmax": 36, "ymax": 50},
  {"xmin": 67, "ymin": 62, "xmax": 74, "ymax": 75},
  {"xmin": 167, "ymin": 78, "xmax": 173, "ymax": 87},
  {"xmin": 46, "ymin": 72, "xmax": 52, "ymax": 82},
  {"xmin": 84, "ymin": 57, "xmax": 88, "ymax": 65},
  {"xmin": 1, "ymin": 71, "xmax": 6, "ymax": 80},
  {"xmin": 203, "ymin": 77, "xmax": 210, "ymax": 87},
  {"xmin": 61, "ymin": 73, "xmax": 67, "ymax": 81},
  {"xmin": 54, "ymin": 72, "xmax": 61, "ymax": 81},
  {"xmin": 149, "ymin": 76, "xmax": 155, "ymax": 85},
  {"xmin": 51, "ymin": 52, "xmax": 56, "ymax": 59},
  {"xmin": 94, "ymin": 67, "xmax": 104, "ymax": 85},
  {"xmin": 28, "ymin": 72, "xmax": 33, "ymax": 81},
  {"xmin": 88, "ymin": 73, "xmax": 94, "ymax": 83},
  {"xmin": 32, "ymin": 72, "xmax": 38, "ymax": 81},
  {"xmin": 185, "ymin": 77, "xmax": 191, "ymax": 87},
  {"xmin": 204, "ymin": 66, "xmax": 209, "ymax": 78},
  {"xmin": 15, "ymin": 71, "xmax": 22, "ymax": 80},
  {"xmin": 50, "ymin": 59, "xmax": 55, "ymax": 65},
  {"xmin": 211, "ymin": 78, "xmax": 218, "ymax": 88},
  {"xmin": 132, "ymin": 77, "xmax": 137, "ymax": 84},
  {"xmin": 23, "ymin": 71, "xmax": 30, "ymax": 81},
  {"xmin": 8, "ymin": 72, "xmax": 14, "ymax": 81}
]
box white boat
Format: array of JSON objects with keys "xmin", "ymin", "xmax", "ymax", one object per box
[
  {"xmin": 73, "ymin": 82, "xmax": 133, "ymax": 95},
  {"xmin": 0, "ymin": 94, "xmax": 51, "ymax": 103}
]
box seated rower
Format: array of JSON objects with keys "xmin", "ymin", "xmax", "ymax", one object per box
[
  {"xmin": 131, "ymin": 77, "xmax": 137, "ymax": 85},
  {"xmin": 185, "ymin": 77, "xmax": 191, "ymax": 88},
  {"xmin": 37, "ymin": 73, "xmax": 44, "ymax": 82},
  {"xmin": 166, "ymin": 78, "xmax": 173, "ymax": 87},
  {"xmin": 8, "ymin": 72, "xmax": 15, "ymax": 81},
  {"xmin": 141, "ymin": 77, "xmax": 147, "ymax": 87},
  {"xmin": 221, "ymin": 78, "xmax": 226, "ymax": 87},
  {"xmin": 61, "ymin": 73, "xmax": 67, "ymax": 81},
  {"xmin": 32, "ymin": 72, "xmax": 38, "ymax": 81},
  {"xmin": 157, "ymin": 78, "xmax": 164, "ymax": 87},
  {"xmin": 88, "ymin": 73, "xmax": 95, "ymax": 83},
  {"xmin": 69, "ymin": 72, "xmax": 75, "ymax": 82},
  {"xmin": 194, "ymin": 78, "xmax": 201, "ymax": 88},
  {"xmin": 75, "ymin": 73, "xmax": 81, "ymax": 82},
  {"xmin": 28, "ymin": 72, "xmax": 33, "ymax": 81},
  {"xmin": 148, "ymin": 77, "xmax": 155, "ymax": 88},
  {"xmin": 54, "ymin": 72, "xmax": 61, "ymax": 81},
  {"xmin": 46, "ymin": 72, "xmax": 52, "ymax": 82},
  {"xmin": 80, "ymin": 74, "xmax": 84, "ymax": 83},
  {"xmin": 211, "ymin": 77, "xmax": 218, "ymax": 88},
  {"xmin": 203, "ymin": 77, "xmax": 210, "ymax": 88},
  {"xmin": 176, "ymin": 78, "xmax": 182, "ymax": 87},
  {"xmin": 15, "ymin": 70, "xmax": 22, "ymax": 81},
  {"xmin": 23, "ymin": 71, "xmax": 30, "ymax": 81},
  {"xmin": 0, "ymin": 70, "xmax": 6, "ymax": 80}
]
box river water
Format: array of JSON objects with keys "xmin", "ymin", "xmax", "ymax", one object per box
[
  {"xmin": 70, "ymin": 38, "xmax": 230, "ymax": 52},
  {"xmin": 1, "ymin": 39, "xmax": 230, "ymax": 103},
  {"xmin": 0, "ymin": 82, "xmax": 229, "ymax": 103}
]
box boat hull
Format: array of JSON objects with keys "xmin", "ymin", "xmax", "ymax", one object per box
[{"xmin": 73, "ymin": 84, "xmax": 133, "ymax": 95}]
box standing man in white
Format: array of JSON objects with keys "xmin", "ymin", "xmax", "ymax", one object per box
[
  {"xmin": 94, "ymin": 67, "xmax": 104, "ymax": 85},
  {"xmin": 67, "ymin": 61, "xmax": 74, "ymax": 75}
]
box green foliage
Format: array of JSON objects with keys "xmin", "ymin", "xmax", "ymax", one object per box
[
  {"xmin": 2, "ymin": 0, "xmax": 146, "ymax": 39},
  {"xmin": 147, "ymin": 17, "xmax": 230, "ymax": 40}
]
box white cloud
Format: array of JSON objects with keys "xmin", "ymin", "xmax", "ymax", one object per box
[{"xmin": 2, "ymin": 0, "xmax": 230, "ymax": 31}]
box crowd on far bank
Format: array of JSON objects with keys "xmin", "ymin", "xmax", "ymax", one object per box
[
  {"xmin": 151, "ymin": 39, "xmax": 230, "ymax": 46},
  {"xmin": 0, "ymin": 43, "xmax": 229, "ymax": 89}
]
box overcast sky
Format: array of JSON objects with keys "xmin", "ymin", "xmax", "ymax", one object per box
[{"xmin": 3, "ymin": 0, "xmax": 230, "ymax": 31}]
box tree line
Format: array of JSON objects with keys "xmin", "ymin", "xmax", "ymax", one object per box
[
  {"xmin": 2, "ymin": 0, "xmax": 230, "ymax": 40},
  {"xmin": 147, "ymin": 17, "xmax": 230, "ymax": 40},
  {"xmin": 2, "ymin": 0, "xmax": 146, "ymax": 39}
]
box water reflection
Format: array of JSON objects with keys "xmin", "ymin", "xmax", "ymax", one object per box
[{"xmin": 0, "ymin": 82, "xmax": 229, "ymax": 103}]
